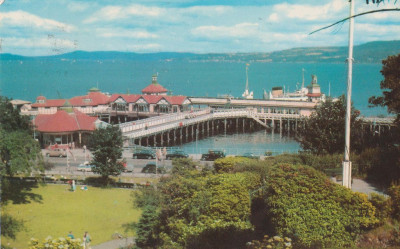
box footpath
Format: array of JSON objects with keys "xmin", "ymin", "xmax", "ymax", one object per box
[{"xmin": 92, "ymin": 237, "xmax": 135, "ymax": 249}]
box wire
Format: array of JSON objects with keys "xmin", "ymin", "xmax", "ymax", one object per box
[{"xmin": 309, "ymin": 8, "xmax": 400, "ymax": 35}]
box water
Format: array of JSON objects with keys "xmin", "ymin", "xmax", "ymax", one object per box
[
  {"xmin": 0, "ymin": 59, "xmax": 388, "ymax": 153},
  {"xmin": 1, "ymin": 60, "xmax": 386, "ymax": 116},
  {"xmin": 178, "ymin": 130, "xmax": 301, "ymax": 156}
]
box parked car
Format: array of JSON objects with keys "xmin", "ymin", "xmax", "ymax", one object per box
[
  {"xmin": 132, "ymin": 150, "xmax": 156, "ymax": 159},
  {"xmin": 166, "ymin": 150, "xmax": 189, "ymax": 160},
  {"xmin": 45, "ymin": 148, "xmax": 67, "ymax": 157},
  {"xmin": 201, "ymin": 150, "xmax": 226, "ymax": 161},
  {"xmin": 77, "ymin": 161, "xmax": 94, "ymax": 172},
  {"xmin": 141, "ymin": 162, "xmax": 166, "ymax": 174},
  {"xmin": 239, "ymin": 152, "xmax": 259, "ymax": 159}
]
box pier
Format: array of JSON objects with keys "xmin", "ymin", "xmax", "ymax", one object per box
[
  {"xmin": 120, "ymin": 108, "xmax": 304, "ymax": 147},
  {"xmin": 119, "ymin": 108, "xmax": 396, "ymax": 147}
]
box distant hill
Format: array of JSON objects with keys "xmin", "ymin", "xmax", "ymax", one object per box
[{"xmin": 1, "ymin": 40, "xmax": 399, "ymax": 63}]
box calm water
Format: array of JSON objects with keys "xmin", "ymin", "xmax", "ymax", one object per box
[
  {"xmin": 0, "ymin": 59, "xmax": 387, "ymax": 152},
  {"xmin": 1, "ymin": 59, "xmax": 386, "ymax": 116},
  {"xmin": 178, "ymin": 130, "xmax": 301, "ymax": 156}
]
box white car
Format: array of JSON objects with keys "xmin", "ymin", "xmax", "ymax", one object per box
[{"xmin": 77, "ymin": 161, "xmax": 94, "ymax": 172}]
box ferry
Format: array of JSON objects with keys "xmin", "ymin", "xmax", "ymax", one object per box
[{"xmin": 264, "ymin": 69, "xmax": 326, "ymax": 102}]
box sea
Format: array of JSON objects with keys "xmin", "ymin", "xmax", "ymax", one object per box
[{"xmin": 0, "ymin": 59, "xmax": 388, "ymax": 154}]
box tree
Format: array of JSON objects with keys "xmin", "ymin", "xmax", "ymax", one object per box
[
  {"xmin": 369, "ymin": 54, "xmax": 400, "ymax": 123},
  {"xmin": 0, "ymin": 96, "xmax": 43, "ymax": 244},
  {"xmin": 87, "ymin": 126, "xmax": 124, "ymax": 183},
  {"xmin": 297, "ymin": 95, "xmax": 362, "ymax": 154}
]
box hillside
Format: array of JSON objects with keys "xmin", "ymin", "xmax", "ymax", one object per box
[{"xmin": 1, "ymin": 40, "xmax": 399, "ymax": 63}]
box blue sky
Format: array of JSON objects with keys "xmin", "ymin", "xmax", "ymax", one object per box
[{"xmin": 0, "ymin": 0, "xmax": 399, "ymax": 56}]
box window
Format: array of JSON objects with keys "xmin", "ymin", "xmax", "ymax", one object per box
[
  {"xmin": 138, "ymin": 105, "xmax": 148, "ymax": 112},
  {"xmin": 159, "ymin": 105, "xmax": 169, "ymax": 113}
]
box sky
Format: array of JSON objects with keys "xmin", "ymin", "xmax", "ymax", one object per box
[{"xmin": 0, "ymin": 0, "xmax": 399, "ymax": 56}]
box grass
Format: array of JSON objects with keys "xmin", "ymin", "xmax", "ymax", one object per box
[{"xmin": 2, "ymin": 184, "xmax": 141, "ymax": 248}]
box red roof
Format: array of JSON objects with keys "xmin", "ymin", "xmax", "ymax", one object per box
[
  {"xmin": 32, "ymin": 99, "xmax": 66, "ymax": 108},
  {"xmin": 143, "ymin": 95, "xmax": 163, "ymax": 104},
  {"xmin": 109, "ymin": 94, "xmax": 142, "ymax": 103},
  {"xmin": 69, "ymin": 92, "xmax": 110, "ymax": 106},
  {"xmin": 307, "ymin": 93, "xmax": 322, "ymax": 97},
  {"xmin": 142, "ymin": 83, "xmax": 168, "ymax": 94},
  {"xmin": 34, "ymin": 109, "xmax": 98, "ymax": 133},
  {"xmin": 36, "ymin": 96, "xmax": 46, "ymax": 100},
  {"xmin": 164, "ymin": 96, "xmax": 188, "ymax": 105}
]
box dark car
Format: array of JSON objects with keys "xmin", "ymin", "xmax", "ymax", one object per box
[
  {"xmin": 166, "ymin": 150, "xmax": 189, "ymax": 160},
  {"xmin": 239, "ymin": 152, "xmax": 259, "ymax": 159},
  {"xmin": 141, "ymin": 162, "xmax": 166, "ymax": 174},
  {"xmin": 201, "ymin": 150, "xmax": 225, "ymax": 161},
  {"xmin": 133, "ymin": 150, "xmax": 156, "ymax": 159}
]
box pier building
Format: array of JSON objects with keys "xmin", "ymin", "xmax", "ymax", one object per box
[{"xmin": 33, "ymin": 109, "xmax": 101, "ymax": 147}]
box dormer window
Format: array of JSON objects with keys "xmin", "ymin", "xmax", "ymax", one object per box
[
  {"xmin": 38, "ymin": 99, "xmax": 45, "ymax": 104},
  {"xmin": 83, "ymin": 98, "xmax": 91, "ymax": 103}
]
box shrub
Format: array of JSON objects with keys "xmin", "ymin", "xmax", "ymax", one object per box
[
  {"xmin": 29, "ymin": 236, "xmax": 82, "ymax": 249},
  {"xmin": 261, "ymin": 164, "xmax": 378, "ymax": 248},
  {"xmin": 388, "ymin": 184, "xmax": 400, "ymax": 220},
  {"xmin": 369, "ymin": 193, "xmax": 391, "ymax": 223},
  {"xmin": 247, "ymin": 235, "xmax": 292, "ymax": 249},
  {"xmin": 214, "ymin": 157, "xmax": 253, "ymax": 173}
]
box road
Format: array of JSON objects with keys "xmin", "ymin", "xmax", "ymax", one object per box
[{"xmin": 42, "ymin": 148, "xmax": 208, "ymax": 176}]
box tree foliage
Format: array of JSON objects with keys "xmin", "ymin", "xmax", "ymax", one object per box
[
  {"xmin": 297, "ymin": 95, "xmax": 362, "ymax": 154},
  {"xmin": 134, "ymin": 161, "xmax": 259, "ymax": 249},
  {"xmin": 260, "ymin": 164, "xmax": 378, "ymax": 248},
  {"xmin": 0, "ymin": 97, "xmax": 43, "ymax": 177},
  {"xmin": 0, "ymin": 96, "xmax": 43, "ymax": 243},
  {"xmin": 87, "ymin": 126, "xmax": 124, "ymax": 182},
  {"xmin": 369, "ymin": 53, "xmax": 400, "ymax": 123}
]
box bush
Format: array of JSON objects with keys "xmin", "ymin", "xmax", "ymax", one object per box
[
  {"xmin": 247, "ymin": 235, "xmax": 292, "ymax": 249},
  {"xmin": 29, "ymin": 236, "xmax": 82, "ymax": 249},
  {"xmin": 369, "ymin": 193, "xmax": 391, "ymax": 223},
  {"xmin": 388, "ymin": 184, "xmax": 400, "ymax": 221},
  {"xmin": 261, "ymin": 164, "xmax": 378, "ymax": 248},
  {"xmin": 214, "ymin": 157, "xmax": 253, "ymax": 173}
]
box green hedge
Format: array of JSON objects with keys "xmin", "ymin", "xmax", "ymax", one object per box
[{"xmin": 261, "ymin": 164, "xmax": 378, "ymax": 248}]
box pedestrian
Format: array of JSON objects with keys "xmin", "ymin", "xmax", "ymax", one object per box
[
  {"xmin": 83, "ymin": 231, "xmax": 91, "ymax": 249},
  {"xmin": 68, "ymin": 180, "xmax": 72, "ymax": 191},
  {"xmin": 67, "ymin": 231, "xmax": 75, "ymax": 239},
  {"xmin": 83, "ymin": 145, "xmax": 86, "ymax": 153},
  {"xmin": 72, "ymin": 180, "xmax": 76, "ymax": 192}
]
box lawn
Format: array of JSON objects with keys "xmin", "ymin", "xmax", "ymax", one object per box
[{"xmin": 2, "ymin": 183, "xmax": 141, "ymax": 248}]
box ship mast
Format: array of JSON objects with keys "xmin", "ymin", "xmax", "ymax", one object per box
[
  {"xmin": 301, "ymin": 68, "xmax": 305, "ymax": 89},
  {"xmin": 245, "ymin": 63, "xmax": 249, "ymax": 92},
  {"xmin": 242, "ymin": 63, "xmax": 253, "ymax": 99}
]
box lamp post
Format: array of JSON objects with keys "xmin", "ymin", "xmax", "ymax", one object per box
[{"xmin": 342, "ymin": 0, "xmax": 355, "ymax": 188}]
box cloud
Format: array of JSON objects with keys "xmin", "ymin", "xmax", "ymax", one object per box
[
  {"xmin": 0, "ymin": 10, "xmax": 75, "ymax": 32},
  {"xmin": 97, "ymin": 28, "xmax": 158, "ymax": 39},
  {"xmin": 84, "ymin": 4, "xmax": 163, "ymax": 23},
  {"xmin": 126, "ymin": 43, "xmax": 162, "ymax": 51},
  {"xmin": 4, "ymin": 37, "xmax": 76, "ymax": 48},
  {"xmin": 192, "ymin": 23, "xmax": 259, "ymax": 39},
  {"xmin": 67, "ymin": 1, "xmax": 91, "ymax": 12},
  {"xmin": 271, "ymin": 0, "xmax": 346, "ymax": 22}
]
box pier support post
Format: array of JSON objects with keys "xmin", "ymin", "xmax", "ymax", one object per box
[
  {"xmin": 279, "ymin": 118, "xmax": 282, "ymax": 137},
  {"xmin": 224, "ymin": 119, "xmax": 227, "ymax": 134}
]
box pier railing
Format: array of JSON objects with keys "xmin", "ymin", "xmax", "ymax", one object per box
[{"xmin": 120, "ymin": 108, "xmax": 305, "ymax": 139}]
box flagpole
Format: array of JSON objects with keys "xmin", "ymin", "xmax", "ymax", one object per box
[{"xmin": 342, "ymin": 0, "xmax": 355, "ymax": 189}]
